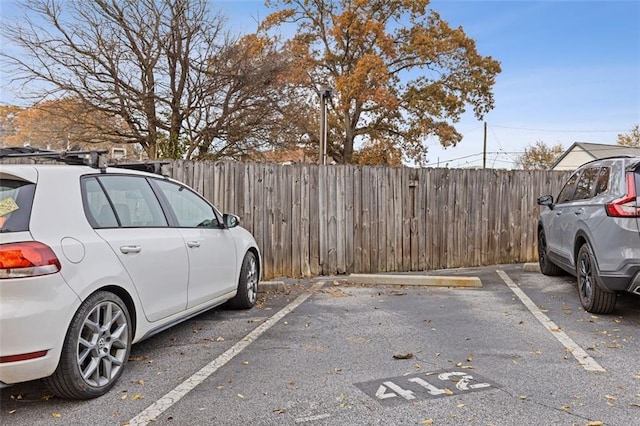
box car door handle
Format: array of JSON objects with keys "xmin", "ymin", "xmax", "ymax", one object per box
[
  {"xmin": 574, "ymin": 208, "xmax": 584, "ymax": 216},
  {"xmin": 120, "ymin": 245, "xmax": 142, "ymax": 254},
  {"xmin": 186, "ymin": 241, "xmax": 201, "ymax": 248}
]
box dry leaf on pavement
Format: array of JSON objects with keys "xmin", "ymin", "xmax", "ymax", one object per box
[{"xmin": 393, "ymin": 353, "xmax": 413, "ymax": 360}]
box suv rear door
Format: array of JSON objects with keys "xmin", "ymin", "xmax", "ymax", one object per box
[{"xmin": 560, "ymin": 166, "xmax": 602, "ymax": 265}]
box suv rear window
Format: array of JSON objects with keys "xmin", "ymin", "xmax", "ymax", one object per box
[{"xmin": 0, "ymin": 179, "xmax": 36, "ymax": 233}]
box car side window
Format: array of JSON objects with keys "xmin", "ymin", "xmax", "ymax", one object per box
[
  {"xmin": 593, "ymin": 167, "xmax": 610, "ymax": 196},
  {"xmin": 556, "ymin": 173, "xmax": 580, "ymax": 204},
  {"xmin": 573, "ymin": 167, "xmax": 599, "ymax": 200},
  {"xmin": 83, "ymin": 176, "xmax": 168, "ymax": 228},
  {"xmin": 154, "ymin": 179, "xmax": 220, "ymax": 228}
]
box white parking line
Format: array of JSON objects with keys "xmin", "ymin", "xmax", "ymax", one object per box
[
  {"xmin": 496, "ymin": 270, "xmax": 605, "ymax": 373},
  {"xmin": 127, "ymin": 282, "xmax": 325, "ymax": 426}
]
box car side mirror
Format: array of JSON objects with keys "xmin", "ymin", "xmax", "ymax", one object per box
[
  {"xmin": 537, "ymin": 195, "xmax": 554, "ymax": 210},
  {"xmin": 223, "ymin": 213, "xmax": 240, "ymax": 229}
]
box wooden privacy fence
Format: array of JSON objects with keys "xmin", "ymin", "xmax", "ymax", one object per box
[{"xmin": 168, "ymin": 161, "xmax": 569, "ymax": 279}]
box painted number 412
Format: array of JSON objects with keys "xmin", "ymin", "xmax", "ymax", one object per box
[{"xmin": 375, "ymin": 372, "xmax": 490, "ymax": 401}]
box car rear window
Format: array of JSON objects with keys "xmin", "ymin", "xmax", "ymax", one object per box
[{"xmin": 0, "ymin": 179, "xmax": 36, "ymax": 233}]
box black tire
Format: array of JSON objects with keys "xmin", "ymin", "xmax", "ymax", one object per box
[
  {"xmin": 228, "ymin": 251, "xmax": 259, "ymax": 309},
  {"xmin": 576, "ymin": 243, "xmax": 617, "ymax": 314},
  {"xmin": 45, "ymin": 291, "xmax": 132, "ymax": 399},
  {"xmin": 538, "ymin": 229, "xmax": 563, "ymax": 276}
]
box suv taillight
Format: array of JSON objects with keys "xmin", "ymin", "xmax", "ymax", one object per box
[
  {"xmin": 0, "ymin": 242, "xmax": 61, "ymax": 279},
  {"xmin": 606, "ymin": 172, "xmax": 640, "ymax": 217}
]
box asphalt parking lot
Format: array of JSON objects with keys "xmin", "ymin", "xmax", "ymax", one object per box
[{"xmin": 1, "ymin": 264, "xmax": 639, "ymax": 426}]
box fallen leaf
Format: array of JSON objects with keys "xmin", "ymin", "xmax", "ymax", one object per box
[
  {"xmin": 457, "ymin": 403, "xmax": 466, "ymax": 408},
  {"xmin": 467, "ymin": 355, "xmax": 473, "ymax": 362},
  {"xmin": 444, "ymin": 388, "xmax": 454, "ymax": 395},
  {"xmin": 129, "ymin": 355, "xmax": 149, "ymax": 362},
  {"xmin": 136, "ymin": 380, "xmax": 145, "ymax": 386},
  {"xmin": 8, "ymin": 410, "xmax": 16, "ymax": 414},
  {"xmin": 242, "ymin": 361, "xmax": 249, "ymax": 365},
  {"xmin": 550, "ymin": 327, "xmax": 561, "ymax": 332},
  {"xmin": 604, "ymin": 394, "xmax": 617, "ymax": 401},
  {"xmin": 455, "ymin": 362, "xmax": 463, "ymax": 367},
  {"xmin": 587, "ymin": 422, "xmax": 604, "ymax": 426},
  {"xmin": 560, "ymin": 405, "xmax": 570, "ymax": 411},
  {"xmin": 531, "ymin": 350, "xmax": 542, "ymax": 355},
  {"xmin": 631, "ymin": 403, "xmax": 640, "ymax": 408},
  {"xmin": 121, "ymin": 394, "xmax": 128, "ymax": 400},
  {"xmin": 132, "ymin": 394, "xmax": 143, "ymax": 400},
  {"xmin": 216, "ymin": 337, "xmax": 225, "ymax": 342},
  {"xmin": 393, "ymin": 353, "xmax": 413, "ymax": 360},
  {"xmin": 41, "ymin": 394, "xmax": 53, "ymax": 401},
  {"xmin": 519, "ymin": 395, "xmax": 527, "ymax": 400},
  {"xmin": 634, "ymin": 374, "xmax": 640, "ymax": 380},
  {"xmin": 273, "ymin": 408, "xmax": 287, "ymax": 414},
  {"xmin": 237, "ymin": 394, "xmax": 244, "ymax": 399},
  {"xmin": 52, "ymin": 413, "xmax": 62, "ymax": 418},
  {"xmin": 421, "ymin": 420, "xmax": 434, "ymax": 425}
]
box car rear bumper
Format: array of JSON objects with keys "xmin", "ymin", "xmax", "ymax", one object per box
[
  {"xmin": 0, "ymin": 274, "xmax": 80, "ymax": 385},
  {"xmin": 599, "ymin": 261, "xmax": 640, "ymax": 293}
]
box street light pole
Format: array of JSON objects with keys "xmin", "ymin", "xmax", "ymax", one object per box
[{"xmin": 319, "ymin": 88, "xmax": 331, "ymax": 165}]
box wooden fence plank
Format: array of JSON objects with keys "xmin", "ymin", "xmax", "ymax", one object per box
[{"xmin": 163, "ymin": 161, "xmax": 569, "ymax": 279}]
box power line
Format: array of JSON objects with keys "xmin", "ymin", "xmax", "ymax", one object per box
[{"xmin": 491, "ymin": 125, "xmax": 626, "ymax": 133}]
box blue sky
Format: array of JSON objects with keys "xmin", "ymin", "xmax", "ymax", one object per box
[{"xmin": 1, "ymin": 0, "xmax": 639, "ymax": 168}]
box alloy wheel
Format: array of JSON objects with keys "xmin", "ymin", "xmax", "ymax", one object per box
[
  {"xmin": 77, "ymin": 301, "xmax": 129, "ymax": 387},
  {"xmin": 245, "ymin": 255, "xmax": 258, "ymax": 304},
  {"xmin": 578, "ymin": 251, "xmax": 593, "ymax": 305}
]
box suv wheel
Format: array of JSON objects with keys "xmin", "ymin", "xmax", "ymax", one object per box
[
  {"xmin": 576, "ymin": 244, "xmax": 617, "ymax": 314},
  {"xmin": 538, "ymin": 229, "xmax": 563, "ymax": 276},
  {"xmin": 45, "ymin": 291, "xmax": 132, "ymax": 399}
]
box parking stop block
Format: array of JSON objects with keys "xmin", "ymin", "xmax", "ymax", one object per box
[{"xmin": 347, "ymin": 274, "xmax": 482, "ymax": 288}]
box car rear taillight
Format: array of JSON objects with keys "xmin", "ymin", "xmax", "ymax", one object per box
[
  {"xmin": 0, "ymin": 241, "xmax": 61, "ymax": 279},
  {"xmin": 606, "ymin": 172, "xmax": 640, "ymax": 217}
]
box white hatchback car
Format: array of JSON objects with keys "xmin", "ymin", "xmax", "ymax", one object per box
[{"xmin": 0, "ymin": 151, "xmax": 261, "ymax": 399}]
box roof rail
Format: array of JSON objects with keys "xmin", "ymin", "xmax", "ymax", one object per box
[
  {"xmin": 109, "ymin": 160, "xmax": 170, "ymax": 175},
  {"xmin": 0, "ymin": 146, "xmax": 109, "ymax": 169},
  {"xmin": 0, "ymin": 146, "xmax": 169, "ymax": 175}
]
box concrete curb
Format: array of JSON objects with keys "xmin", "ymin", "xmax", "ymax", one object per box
[
  {"xmin": 522, "ymin": 263, "xmax": 541, "ymax": 272},
  {"xmin": 347, "ymin": 274, "xmax": 482, "ymax": 288},
  {"xmin": 258, "ymin": 281, "xmax": 287, "ymax": 293}
]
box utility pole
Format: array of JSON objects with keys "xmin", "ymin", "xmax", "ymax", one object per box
[{"xmin": 482, "ymin": 121, "xmax": 487, "ymax": 169}]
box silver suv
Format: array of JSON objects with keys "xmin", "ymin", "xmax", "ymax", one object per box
[{"xmin": 537, "ymin": 156, "xmax": 640, "ymax": 314}]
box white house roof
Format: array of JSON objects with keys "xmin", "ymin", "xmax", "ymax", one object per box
[{"xmin": 551, "ymin": 142, "xmax": 640, "ymax": 171}]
